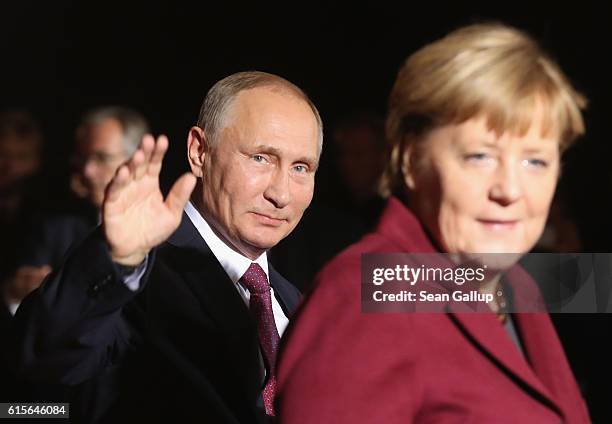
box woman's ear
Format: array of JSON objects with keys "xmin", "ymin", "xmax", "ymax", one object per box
[
  {"xmin": 401, "ymin": 142, "xmax": 418, "ymax": 190},
  {"xmin": 187, "ymin": 126, "xmax": 207, "ymax": 177}
]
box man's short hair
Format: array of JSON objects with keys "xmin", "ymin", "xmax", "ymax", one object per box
[
  {"xmin": 197, "ymin": 71, "xmax": 323, "ymax": 156},
  {"xmin": 78, "ymin": 106, "xmax": 149, "ymax": 155}
]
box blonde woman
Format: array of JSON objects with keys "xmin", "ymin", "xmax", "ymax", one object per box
[{"xmin": 277, "ymin": 23, "xmax": 590, "ymax": 423}]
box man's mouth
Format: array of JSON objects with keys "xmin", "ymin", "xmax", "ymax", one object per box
[{"xmin": 251, "ymin": 212, "xmax": 286, "ymax": 226}]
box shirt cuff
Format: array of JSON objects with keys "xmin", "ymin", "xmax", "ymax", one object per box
[
  {"xmin": 8, "ymin": 301, "xmax": 19, "ymax": 316},
  {"xmin": 120, "ymin": 255, "xmax": 148, "ymax": 292}
]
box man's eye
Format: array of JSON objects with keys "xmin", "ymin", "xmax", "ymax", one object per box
[
  {"xmin": 464, "ymin": 153, "xmax": 488, "ymax": 162},
  {"xmin": 293, "ymin": 165, "xmax": 308, "ymax": 173},
  {"xmin": 252, "ymin": 155, "xmax": 266, "ymax": 163}
]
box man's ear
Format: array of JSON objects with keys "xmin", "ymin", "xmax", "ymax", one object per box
[
  {"xmin": 401, "ymin": 142, "xmax": 418, "ymax": 191},
  {"xmin": 187, "ymin": 126, "xmax": 207, "ymax": 177}
]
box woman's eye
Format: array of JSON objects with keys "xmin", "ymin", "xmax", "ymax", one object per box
[{"xmin": 523, "ymin": 158, "xmax": 548, "ymax": 168}]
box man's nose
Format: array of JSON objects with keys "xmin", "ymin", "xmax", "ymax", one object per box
[
  {"xmin": 82, "ymin": 158, "xmax": 99, "ymax": 179},
  {"xmin": 263, "ymin": 169, "xmax": 291, "ymax": 208},
  {"xmin": 489, "ymin": 161, "xmax": 523, "ymax": 206}
]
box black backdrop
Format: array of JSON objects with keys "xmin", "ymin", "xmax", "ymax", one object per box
[
  {"xmin": 2, "ymin": 2, "xmax": 611, "ymax": 247},
  {"xmin": 2, "ymin": 1, "xmax": 611, "ymax": 421}
]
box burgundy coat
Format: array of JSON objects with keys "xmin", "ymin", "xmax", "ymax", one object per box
[{"xmin": 277, "ymin": 197, "xmax": 590, "ymax": 423}]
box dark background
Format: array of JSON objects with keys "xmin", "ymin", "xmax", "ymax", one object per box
[
  {"xmin": 2, "ymin": 1, "xmax": 611, "ymax": 248},
  {"xmin": 2, "ymin": 1, "xmax": 611, "ymax": 421}
]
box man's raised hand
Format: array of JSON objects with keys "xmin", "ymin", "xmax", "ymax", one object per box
[{"xmin": 103, "ymin": 135, "xmax": 197, "ymax": 265}]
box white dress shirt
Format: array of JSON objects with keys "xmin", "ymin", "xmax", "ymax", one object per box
[{"xmin": 183, "ymin": 201, "xmax": 290, "ymax": 336}]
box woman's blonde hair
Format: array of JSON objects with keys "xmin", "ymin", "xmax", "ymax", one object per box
[{"xmin": 380, "ymin": 23, "xmax": 587, "ymax": 197}]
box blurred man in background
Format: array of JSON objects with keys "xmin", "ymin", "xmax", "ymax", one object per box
[{"xmin": 2, "ymin": 106, "xmax": 148, "ymax": 314}]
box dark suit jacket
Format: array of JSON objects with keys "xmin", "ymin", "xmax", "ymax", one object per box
[
  {"xmin": 10, "ymin": 212, "xmax": 301, "ymax": 423},
  {"xmin": 0, "ymin": 201, "xmax": 98, "ymax": 410},
  {"xmin": 17, "ymin": 202, "xmax": 98, "ymax": 270},
  {"xmin": 277, "ymin": 197, "xmax": 590, "ymax": 423}
]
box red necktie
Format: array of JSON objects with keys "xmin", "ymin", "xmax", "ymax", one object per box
[{"xmin": 240, "ymin": 263, "xmax": 279, "ymax": 416}]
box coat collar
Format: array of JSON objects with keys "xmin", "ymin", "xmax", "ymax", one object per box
[
  {"xmin": 375, "ymin": 197, "xmax": 438, "ymax": 253},
  {"xmin": 377, "ymin": 197, "xmax": 565, "ymax": 417}
]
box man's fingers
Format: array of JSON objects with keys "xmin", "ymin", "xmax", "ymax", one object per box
[
  {"xmin": 105, "ymin": 165, "xmax": 131, "ymax": 203},
  {"xmin": 128, "ymin": 149, "xmax": 145, "ymax": 179},
  {"xmin": 165, "ymin": 173, "xmax": 197, "ymax": 215},
  {"xmin": 141, "ymin": 134, "xmax": 155, "ymax": 147},
  {"xmin": 133, "ymin": 136, "xmax": 155, "ymax": 180},
  {"xmin": 148, "ymin": 135, "xmax": 169, "ymax": 176}
]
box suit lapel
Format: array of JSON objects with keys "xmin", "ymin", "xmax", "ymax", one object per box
[
  {"xmin": 269, "ymin": 265, "xmax": 299, "ymax": 317},
  {"xmin": 166, "ymin": 213, "xmax": 256, "ymax": 345}
]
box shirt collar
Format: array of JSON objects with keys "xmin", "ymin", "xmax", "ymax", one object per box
[{"xmin": 184, "ymin": 201, "xmax": 269, "ymax": 284}]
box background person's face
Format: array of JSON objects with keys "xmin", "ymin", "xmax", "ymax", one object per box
[
  {"xmin": 334, "ymin": 126, "xmax": 385, "ymax": 202},
  {"xmin": 74, "ymin": 118, "xmax": 127, "ymax": 207},
  {"xmin": 406, "ymin": 112, "xmax": 560, "ymax": 256},
  {"xmin": 200, "ymin": 87, "xmax": 319, "ymax": 259},
  {"xmin": 0, "ymin": 135, "xmax": 42, "ymax": 190}
]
